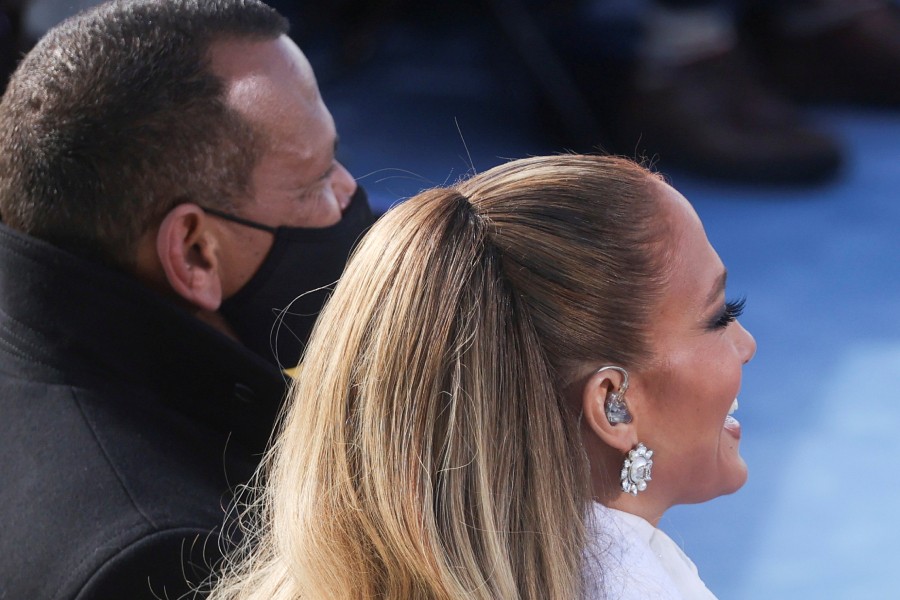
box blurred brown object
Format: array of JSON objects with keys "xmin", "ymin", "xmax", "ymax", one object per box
[
  {"xmin": 609, "ymin": 47, "xmax": 843, "ymax": 183},
  {"xmin": 745, "ymin": 1, "xmax": 900, "ymax": 106}
]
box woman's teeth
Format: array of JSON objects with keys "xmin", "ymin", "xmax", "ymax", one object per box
[{"xmin": 724, "ymin": 398, "xmax": 741, "ymax": 435}]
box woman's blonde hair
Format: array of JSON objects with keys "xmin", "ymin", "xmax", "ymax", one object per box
[{"xmin": 210, "ymin": 155, "xmax": 667, "ymax": 599}]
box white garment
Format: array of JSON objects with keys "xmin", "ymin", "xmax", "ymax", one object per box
[{"xmin": 583, "ymin": 503, "xmax": 718, "ymax": 600}]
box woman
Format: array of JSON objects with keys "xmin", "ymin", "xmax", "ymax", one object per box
[{"xmin": 210, "ymin": 155, "xmax": 756, "ymax": 599}]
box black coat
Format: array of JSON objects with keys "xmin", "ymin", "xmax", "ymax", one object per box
[{"xmin": 0, "ymin": 223, "xmax": 287, "ymax": 599}]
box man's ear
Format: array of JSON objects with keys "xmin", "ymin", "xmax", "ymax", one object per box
[
  {"xmin": 156, "ymin": 204, "xmax": 223, "ymax": 312},
  {"xmin": 582, "ymin": 367, "xmax": 639, "ymax": 454}
]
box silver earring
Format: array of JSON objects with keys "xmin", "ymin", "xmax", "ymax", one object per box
[
  {"xmin": 621, "ymin": 443, "xmax": 654, "ymax": 496},
  {"xmin": 595, "ymin": 366, "xmax": 632, "ymax": 425}
]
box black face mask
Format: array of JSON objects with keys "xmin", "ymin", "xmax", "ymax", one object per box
[{"xmin": 210, "ymin": 186, "xmax": 375, "ymax": 370}]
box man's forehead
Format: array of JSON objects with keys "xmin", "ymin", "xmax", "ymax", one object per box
[
  {"xmin": 210, "ymin": 35, "xmax": 321, "ymax": 128},
  {"xmin": 209, "ymin": 35, "xmax": 317, "ymax": 97}
]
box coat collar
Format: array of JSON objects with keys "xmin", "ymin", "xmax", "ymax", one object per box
[{"xmin": 0, "ymin": 222, "xmax": 288, "ymax": 455}]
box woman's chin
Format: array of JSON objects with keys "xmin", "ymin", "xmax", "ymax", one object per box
[
  {"xmin": 717, "ymin": 453, "xmax": 749, "ymax": 498},
  {"xmin": 695, "ymin": 451, "xmax": 748, "ymax": 503}
]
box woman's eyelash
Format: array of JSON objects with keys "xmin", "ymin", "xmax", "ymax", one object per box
[{"xmin": 712, "ymin": 297, "xmax": 746, "ymax": 329}]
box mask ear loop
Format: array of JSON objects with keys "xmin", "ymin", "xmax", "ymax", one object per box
[
  {"xmin": 201, "ymin": 206, "xmax": 278, "ymax": 234},
  {"xmin": 594, "ymin": 365, "xmax": 632, "ymax": 425}
]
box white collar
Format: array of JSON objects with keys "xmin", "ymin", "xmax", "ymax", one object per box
[{"xmin": 583, "ymin": 503, "xmax": 718, "ymax": 600}]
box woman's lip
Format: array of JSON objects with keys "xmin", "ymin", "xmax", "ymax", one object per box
[{"xmin": 724, "ymin": 415, "xmax": 741, "ymax": 440}]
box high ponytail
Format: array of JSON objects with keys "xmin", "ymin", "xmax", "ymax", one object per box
[{"xmin": 210, "ymin": 155, "xmax": 666, "ymax": 599}]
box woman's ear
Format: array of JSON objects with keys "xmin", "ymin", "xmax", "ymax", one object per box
[
  {"xmin": 581, "ymin": 366, "xmax": 639, "ymax": 454},
  {"xmin": 156, "ymin": 204, "xmax": 223, "ymax": 312}
]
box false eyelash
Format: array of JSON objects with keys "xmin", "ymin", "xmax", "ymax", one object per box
[{"xmin": 712, "ymin": 297, "xmax": 746, "ymax": 329}]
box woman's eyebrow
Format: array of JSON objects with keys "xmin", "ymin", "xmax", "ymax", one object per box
[{"xmin": 706, "ymin": 270, "xmax": 728, "ymax": 307}]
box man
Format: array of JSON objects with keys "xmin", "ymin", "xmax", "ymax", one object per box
[{"xmin": 0, "ymin": 1, "xmax": 374, "ymax": 598}]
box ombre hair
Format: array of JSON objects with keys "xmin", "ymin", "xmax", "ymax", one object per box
[{"xmin": 210, "ymin": 155, "xmax": 668, "ymax": 599}]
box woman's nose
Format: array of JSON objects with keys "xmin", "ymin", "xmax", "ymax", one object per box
[{"xmin": 736, "ymin": 321, "xmax": 757, "ymax": 364}]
